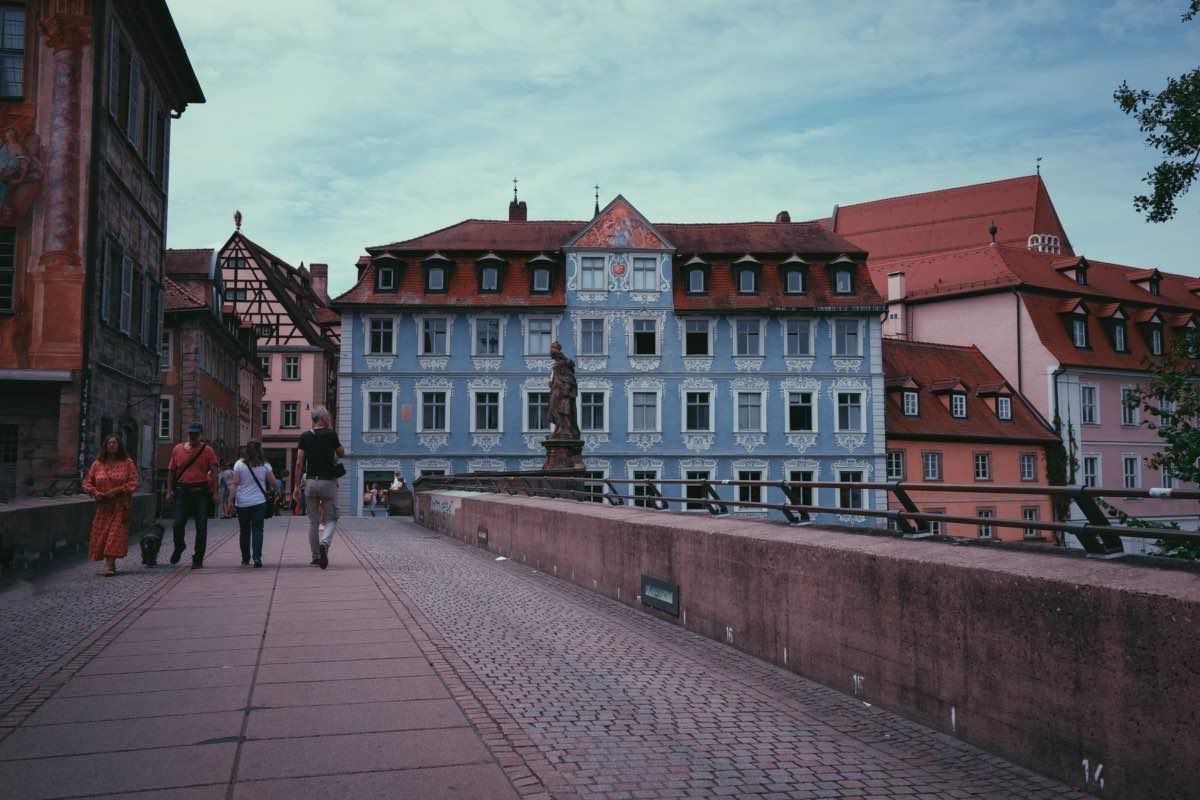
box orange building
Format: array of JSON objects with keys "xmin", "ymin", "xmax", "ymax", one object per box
[
  {"xmin": 884, "ymin": 340, "xmax": 1059, "ymax": 542},
  {"xmin": 0, "ymin": 2, "xmax": 202, "ymax": 499}
]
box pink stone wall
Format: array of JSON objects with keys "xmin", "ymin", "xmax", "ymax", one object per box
[{"xmin": 417, "ymin": 490, "xmax": 1200, "ymax": 800}]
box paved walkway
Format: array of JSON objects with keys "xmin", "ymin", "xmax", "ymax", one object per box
[{"xmin": 0, "ymin": 516, "xmax": 1089, "ymax": 799}]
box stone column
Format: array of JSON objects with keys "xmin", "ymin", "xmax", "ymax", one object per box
[{"xmin": 38, "ymin": 13, "xmax": 91, "ymax": 269}]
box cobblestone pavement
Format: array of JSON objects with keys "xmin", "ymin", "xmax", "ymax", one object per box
[
  {"xmin": 345, "ymin": 518, "xmax": 1090, "ymax": 800},
  {"xmin": 0, "ymin": 521, "xmax": 235, "ymax": 706}
]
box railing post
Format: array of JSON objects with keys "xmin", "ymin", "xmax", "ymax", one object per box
[
  {"xmin": 604, "ymin": 479, "xmax": 624, "ymax": 506},
  {"xmin": 703, "ymin": 480, "xmax": 728, "ymax": 515},
  {"xmin": 1068, "ymin": 489, "xmax": 1125, "ymax": 556},
  {"xmin": 890, "ymin": 483, "xmax": 921, "ymax": 536},
  {"xmin": 778, "ymin": 482, "xmax": 808, "ymax": 523}
]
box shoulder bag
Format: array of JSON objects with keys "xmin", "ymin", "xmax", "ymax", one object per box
[
  {"xmin": 244, "ymin": 462, "xmax": 277, "ymax": 518},
  {"xmin": 172, "ymin": 443, "xmax": 209, "ymax": 492}
]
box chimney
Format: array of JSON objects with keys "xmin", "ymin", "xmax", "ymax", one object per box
[
  {"xmin": 775, "ymin": 210, "xmax": 791, "ymax": 223},
  {"xmin": 310, "ymin": 263, "xmax": 329, "ymax": 302},
  {"xmin": 508, "ymin": 199, "xmax": 527, "ymax": 222},
  {"xmin": 885, "ymin": 271, "xmax": 908, "ymax": 339}
]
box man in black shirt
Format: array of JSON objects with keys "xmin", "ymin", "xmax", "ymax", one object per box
[{"xmin": 293, "ymin": 406, "xmax": 344, "ymax": 569}]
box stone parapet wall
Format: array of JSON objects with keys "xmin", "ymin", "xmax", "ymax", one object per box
[
  {"xmin": 0, "ymin": 493, "xmax": 158, "ymax": 569},
  {"xmin": 416, "ymin": 489, "xmax": 1200, "ymax": 800}
]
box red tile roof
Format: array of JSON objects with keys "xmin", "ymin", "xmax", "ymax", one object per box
[
  {"xmin": 164, "ymin": 276, "xmax": 207, "ymax": 311},
  {"xmin": 672, "ymin": 255, "xmax": 882, "ymax": 312},
  {"xmin": 334, "ymin": 257, "xmax": 566, "ymax": 308},
  {"xmin": 884, "ymin": 340, "xmax": 1057, "ymax": 443},
  {"xmin": 165, "ymin": 248, "xmax": 214, "ymax": 277},
  {"xmin": 824, "ymin": 175, "xmax": 1073, "ymax": 263}
]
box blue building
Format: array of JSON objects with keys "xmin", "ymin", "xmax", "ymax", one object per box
[{"xmin": 332, "ymin": 195, "xmax": 886, "ymax": 522}]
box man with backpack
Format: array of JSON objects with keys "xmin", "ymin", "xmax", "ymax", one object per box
[
  {"xmin": 292, "ymin": 406, "xmax": 344, "ymax": 569},
  {"xmin": 165, "ymin": 421, "xmax": 219, "ymax": 568}
]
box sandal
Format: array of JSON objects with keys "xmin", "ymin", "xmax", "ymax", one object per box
[{"xmin": 103, "ymin": 569, "xmax": 116, "ymax": 577}]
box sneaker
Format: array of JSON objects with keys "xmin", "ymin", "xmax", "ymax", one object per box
[
  {"xmin": 310, "ymin": 557, "xmax": 320, "ymax": 566},
  {"xmin": 191, "ymin": 558, "xmax": 203, "ymax": 569},
  {"xmin": 241, "ymin": 559, "xmax": 250, "ymax": 566},
  {"xmin": 169, "ymin": 546, "xmax": 184, "ymax": 565},
  {"xmin": 318, "ymin": 544, "xmax": 328, "ymax": 570},
  {"xmin": 253, "ymin": 560, "xmax": 263, "ymax": 568}
]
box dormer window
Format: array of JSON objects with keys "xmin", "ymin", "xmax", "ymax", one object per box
[
  {"xmin": 1075, "ymin": 265, "xmax": 1087, "ymax": 285},
  {"xmin": 733, "ymin": 255, "xmax": 760, "ymax": 295},
  {"xmin": 780, "ymin": 254, "xmax": 808, "ymax": 295},
  {"xmin": 481, "ymin": 267, "xmax": 498, "ymax": 292},
  {"xmin": 533, "ymin": 269, "xmax": 550, "ymax": 292},
  {"xmin": 835, "ymin": 270, "xmax": 853, "ymax": 294},
  {"xmin": 427, "ymin": 266, "xmax": 445, "ymax": 292},
  {"xmin": 689, "ymin": 269, "xmax": 706, "ymax": 293},
  {"xmin": 951, "ymin": 393, "xmax": 967, "ymax": 419},
  {"xmin": 1072, "ymin": 318, "xmax": 1088, "ymax": 348},
  {"xmin": 476, "ymin": 252, "xmax": 505, "ymax": 294},
  {"xmin": 528, "ymin": 254, "xmax": 555, "ymax": 294},
  {"xmin": 997, "ymin": 396, "xmax": 1012, "ymax": 420},
  {"xmin": 373, "ymin": 255, "xmax": 401, "ymax": 292},
  {"xmin": 1114, "ymin": 323, "xmax": 1127, "ymax": 352},
  {"xmin": 1151, "ymin": 327, "xmax": 1163, "ymax": 355},
  {"xmin": 902, "ymin": 391, "xmax": 918, "ymax": 416},
  {"xmin": 1149, "ymin": 277, "xmax": 1161, "ymax": 296}
]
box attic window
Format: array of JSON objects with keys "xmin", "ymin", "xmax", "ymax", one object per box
[
  {"xmin": 902, "ymin": 390, "xmax": 918, "ymax": 416},
  {"xmin": 1028, "ymin": 234, "xmax": 1062, "ymax": 254},
  {"xmin": 481, "ymin": 267, "xmax": 498, "ymax": 292},
  {"xmin": 688, "ymin": 268, "xmax": 706, "ymax": 294},
  {"xmin": 376, "ymin": 266, "xmax": 396, "ymax": 291},
  {"xmin": 997, "ymin": 396, "xmax": 1012, "ymax": 420},
  {"xmin": 1072, "ymin": 318, "xmax": 1088, "ymax": 348},
  {"xmin": 426, "ymin": 266, "xmax": 446, "ymax": 292},
  {"xmin": 785, "ymin": 269, "xmax": 805, "ymax": 294},
  {"xmin": 738, "ymin": 270, "xmax": 756, "ymax": 293},
  {"xmin": 835, "ymin": 270, "xmax": 853, "ymax": 294},
  {"xmin": 951, "ymin": 393, "xmax": 967, "ymax": 419},
  {"xmin": 1151, "ymin": 326, "xmax": 1163, "ymax": 356},
  {"xmin": 532, "ymin": 268, "xmax": 550, "ymax": 293},
  {"xmin": 1114, "ymin": 323, "xmax": 1127, "ymax": 352}
]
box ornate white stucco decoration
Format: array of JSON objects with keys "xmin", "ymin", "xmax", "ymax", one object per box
[
  {"xmin": 682, "ymin": 433, "xmax": 715, "ymax": 452},
  {"xmin": 522, "ymin": 433, "xmax": 546, "ymax": 451},
  {"xmin": 838, "ymin": 514, "xmax": 868, "ymax": 524},
  {"xmin": 417, "ymin": 433, "xmax": 448, "ymax": 452},
  {"xmin": 731, "ymin": 376, "xmax": 768, "ymax": 392},
  {"xmin": 683, "ymin": 358, "xmax": 714, "ymax": 371},
  {"xmin": 359, "ymin": 457, "xmax": 403, "ymax": 470},
  {"xmin": 734, "ymin": 357, "xmax": 765, "ymax": 371},
  {"xmin": 625, "ymin": 377, "xmax": 664, "ymax": 391},
  {"xmin": 467, "ymin": 458, "xmax": 506, "ymax": 472},
  {"xmin": 836, "ymin": 433, "xmax": 867, "ymax": 451},
  {"xmin": 471, "ymin": 433, "xmax": 503, "ymax": 452},
  {"xmin": 582, "ymin": 433, "xmax": 609, "ymax": 451},
  {"xmin": 519, "ymin": 313, "xmax": 562, "ymax": 372},
  {"xmin": 785, "ymin": 434, "xmax": 817, "ymax": 452},
  {"xmin": 471, "ymin": 357, "xmax": 503, "ymax": 371},
  {"xmin": 467, "ymin": 376, "xmax": 506, "ymax": 394},
  {"xmin": 608, "ymin": 254, "xmax": 631, "ymax": 293},
  {"xmin": 783, "ymin": 458, "xmax": 821, "ymax": 477},
  {"xmin": 784, "ymin": 357, "xmax": 815, "ymax": 372},
  {"xmin": 679, "ymin": 376, "xmax": 717, "ymax": 395},
  {"xmin": 578, "ymin": 377, "xmax": 613, "ymax": 391},
  {"xmin": 365, "ymin": 356, "xmax": 395, "ymax": 371},
  {"xmin": 735, "ymin": 433, "xmax": 766, "ymax": 453},
  {"xmin": 362, "ymin": 432, "xmax": 398, "ymax": 446},
  {"xmin": 679, "ymin": 457, "xmax": 717, "ymax": 475},
  {"xmin": 833, "ymin": 358, "xmax": 863, "ymax": 372},
  {"xmin": 626, "ymin": 457, "xmax": 664, "ymax": 476},
  {"xmin": 583, "ymin": 457, "xmax": 611, "ymax": 474},
  {"xmin": 628, "ymin": 433, "xmax": 663, "ymax": 451},
  {"xmin": 565, "ymin": 253, "xmax": 580, "ymax": 290},
  {"xmin": 519, "ymin": 458, "xmax": 544, "ymax": 471},
  {"xmin": 364, "ymin": 375, "xmax": 399, "ymax": 391},
  {"xmin": 733, "ymin": 458, "xmax": 769, "ymax": 473},
  {"xmin": 576, "ymin": 356, "xmax": 607, "ymax": 371},
  {"xmin": 827, "ymin": 377, "xmax": 870, "ymax": 398},
  {"xmin": 524, "ymin": 357, "xmax": 552, "ymax": 371},
  {"xmin": 832, "ymin": 457, "xmax": 873, "ymax": 477},
  {"xmin": 418, "ymin": 356, "xmax": 449, "ymax": 370},
  {"xmin": 522, "ymin": 376, "xmax": 547, "ymax": 391},
  {"xmin": 415, "ymin": 458, "xmax": 452, "ymax": 475},
  {"xmin": 621, "ymin": 308, "xmax": 668, "ymax": 359},
  {"xmin": 629, "ymin": 357, "xmax": 661, "ymax": 371}
]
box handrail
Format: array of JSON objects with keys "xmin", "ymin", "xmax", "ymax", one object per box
[{"xmin": 414, "ymin": 473, "xmax": 1200, "ymax": 553}]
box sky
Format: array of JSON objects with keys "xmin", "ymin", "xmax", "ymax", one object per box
[{"xmin": 165, "ymin": 0, "xmax": 1199, "ymax": 298}]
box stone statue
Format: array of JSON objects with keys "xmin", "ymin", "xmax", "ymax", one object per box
[{"xmin": 547, "ymin": 341, "xmax": 580, "ymax": 440}]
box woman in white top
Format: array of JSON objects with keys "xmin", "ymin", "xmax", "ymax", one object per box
[{"xmin": 225, "ymin": 441, "xmax": 278, "ymax": 567}]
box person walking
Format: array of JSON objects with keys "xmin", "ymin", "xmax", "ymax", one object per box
[
  {"xmin": 165, "ymin": 421, "xmax": 219, "ymax": 568},
  {"xmin": 292, "ymin": 407, "xmax": 343, "ymax": 569},
  {"xmin": 218, "ymin": 463, "xmax": 236, "ymax": 518},
  {"xmin": 365, "ymin": 484, "xmax": 380, "ymax": 517},
  {"xmin": 82, "ymin": 435, "xmax": 140, "ymax": 577},
  {"xmin": 225, "ymin": 441, "xmax": 277, "ymax": 568}
]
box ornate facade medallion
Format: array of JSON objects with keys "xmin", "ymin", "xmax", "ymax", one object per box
[
  {"xmin": 583, "ymin": 433, "xmax": 609, "ymax": 451},
  {"xmin": 471, "ymin": 433, "xmax": 503, "ymax": 452},
  {"xmin": 682, "ymin": 433, "xmax": 715, "ymax": 452},
  {"xmin": 784, "ymin": 357, "xmax": 815, "ymax": 372},
  {"xmin": 467, "ymin": 458, "xmax": 506, "ymax": 472},
  {"xmin": 362, "ymin": 432, "xmax": 398, "ymax": 446},
  {"xmin": 734, "ymin": 433, "xmax": 766, "ymax": 453},
  {"xmin": 835, "ymin": 433, "xmax": 867, "ymax": 451},
  {"xmin": 417, "ymin": 356, "xmax": 449, "ymax": 370},
  {"xmin": 417, "ymin": 433, "xmax": 449, "ymax": 452},
  {"xmin": 628, "ymin": 356, "xmax": 661, "ymax": 371},
  {"xmin": 524, "ymin": 357, "xmax": 552, "ymax": 371},
  {"xmin": 365, "ymin": 356, "xmax": 395, "ymax": 371},
  {"xmin": 471, "ymin": 357, "xmax": 503, "ymax": 371},
  {"xmin": 683, "ymin": 358, "xmax": 713, "ymax": 371},
  {"xmin": 833, "ymin": 358, "xmax": 864, "ymax": 372},
  {"xmin": 785, "ymin": 433, "xmax": 817, "ymax": 452},
  {"xmin": 733, "ymin": 357, "xmax": 765, "ymax": 371},
  {"xmin": 576, "ymin": 356, "xmax": 607, "ymax": 371},
  {"xmin": 522, "ymin": 433, "xmax": 546, "ymax": 451},
  {"xmin": 628, "ymin": 433, "xmax": 663, "ymax": 451}
]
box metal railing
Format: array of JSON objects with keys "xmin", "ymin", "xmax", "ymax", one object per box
[{"xmin": 414, "ymin": 473, "xmax": 1200, "ymax": 556}]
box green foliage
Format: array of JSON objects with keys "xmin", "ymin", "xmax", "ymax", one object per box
[
  {"xmin": 1045, "ymin": 413, "xmax": 1072, "ymax": 521},
  {"xmin": 1113, "ymin": 3, "xmax": 1200, "ymax": 222}
]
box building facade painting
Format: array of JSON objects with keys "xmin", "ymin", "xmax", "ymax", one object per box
[{"xmin": 333, "ymin": 195, "xmax": 887, "ymax": 521}]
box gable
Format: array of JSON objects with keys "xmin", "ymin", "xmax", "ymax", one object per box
[{"xmin": 567, "ymin": 196, "xmax": 673, "ymax": 251}]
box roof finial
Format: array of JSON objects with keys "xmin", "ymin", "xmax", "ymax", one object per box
[
  {"xmin": 513, "ymin": 177, "xmax": 518, "ymax": 202},
  {"xmin": 594, "ymin": 184, "xmax": 600, "ymax": 216},
  {"xmin": 989, "ymin": 220, "xmax": 998, "ymax": 245},
  {"xmin": 1035, "ymin": 156, "xmax": 1042, "ymax": 176},
  {"xmin": 234, "ymin": 209, "xmax": 242, "ymax": 231}
]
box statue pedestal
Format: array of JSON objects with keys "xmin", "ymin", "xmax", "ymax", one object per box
[{"xmin": 542, "ymin": 437, "xmax": 585, "ymax": 471}]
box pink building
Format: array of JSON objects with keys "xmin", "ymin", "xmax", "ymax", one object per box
[{"xmin": 840, "ymin": 176, "xmax": 1200, "ymax": 548}]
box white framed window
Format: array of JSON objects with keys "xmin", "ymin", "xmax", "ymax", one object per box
[
  {"xmin": 902, "ymin": 390, "xmax": 918, "ymax": 416},
  {"xmin": 950, "ymin": 393, "xmax": 967, "ymax": 419},
  {"xmin": 480, "ymin": 266, "xmax": 499, "ymax": 292},
  {"xmin": 532, "ymin": 268, "xmax": 551, "ymax": 293},
  {"xmin": 786, "ymin": 391, "xmax": 815, "ymax": 432},
  {"xmin": 737, "ymin": 269, "xmax": 756, "ymax": 293},
  {"xmin": 922, "ymin": 451, "xmax": 943, "ymax": 481},
  {"xmin": 578, "ymin": 318, "xmax": 606, "ymax": 355},
  {"xmin": 1022, "ymin": 507, "xmax": 1040, "ymax": 538},
  {"xmin": 834, "ymin": 270, "xmax": 853, "ymax": 294},
  {"xmin": 1072, "ymin": 317, "xmax": 1088, "ymax": 348},
  {"xmin": 1151, "ymin": 327, "xmax": 1163, "ymax": 356},
  {"xmin": 923, "ymin": 510, "xmax": 944, "ymax": 535},
  {"xmin": 525, "ymin": 317, "xmax": 553, "ymax": 355},
  {"xmin": 688, "ymin": 269, "xmax": 706, "ymax": 294},
  {"xmin": 259, "ymin": 355, "xmax": 271, "ymax": 380},
  {"xmin": 684, "ymin": 318, "xmax": 712, "ymax": 357},
  {"xmin": 261, "ymin": 401, "xmax": 271, "ymax": 430},
  {"xmin": 160, "ymin": 330, "xmax": 172, "ymax": 371},
  {"xmin": 835, "ymin": 391, "xmax": 864, "ymax": 432},
  {"xmin": 524, "ymin": 391, "xmax": 550, "ymax": 433},
  {"xmin": 376, "ymin": 265, "xmax": 396, "ymax": 291},
  {"xmin": 1120, "ymin": 386, "xmax": 1138, "ymax": 426},
  {"xmin": 1114, "ymin": 324, "xmax": 1127, "ymax": 352},
  {"xmin": 1081, "ymin": 385, "xmax": 1098, "ymax": 424},
  {"xmin": 281, "ymin": 401, "xmax": 299, "ymax": 429},
  {"xmin": 473, "ymin": 317, "xmax": 502, "ymax": 356},
  {"xmin": 629, "ymin": 390, "xmax": 661, "ymax": 433},
  {"xmin": 471, "ymin": 391, "xmax": 502, "ymax": 433},
  {"xmin": 832, "ymin": 319, "xmax": 861, "ymax": 356},
  {"xmin": 886, "ymin": 449, "xmax": 905, "ymax": 481},
  {"xmin": 582, "ymin": 466, "xmax": 609, "ymax": 503},
  {"xmin": 631, "ymin": 467, "xmax": 661, "ymax": 509},
  {"xmin": 631, "ymin": 318, "xmax": 658, "ymax": 356},
  {"xmin": 422, "ymin": 317, "xmax": 450, "ymax": 355},
  {"xmin": 366, "ymin": 390, "xmax": 396, "ymax": 432},
  {"xmin": 737, "ymin": 469, "xmax": 764, "ymax": 509},
  {"xmin": 426, "ymin": 266, "xmax": 446, "ymax": 292},
  {"xmin": 580, "ymin": 390, "xmax": 607, "ymax": 433},
  {"xmin": 974, "ymin": 452, "xmax": 992, "ymax": 481},
  {"xmin": 158, "ymin": 397, "xmax": 172, "ymax": 440},
  {"xmin": 734, "ymin": 318, "xmax": 763, "ymax": 357},
  {"xmin": 1122, "ymin": 454, "xmax": 1139, "ymax": 489},
  {"xmin": 683, "ymin": 390, "xmax": 714, "ymax": 433},
  {"xmin": 735, "ymin": 390, "xmax": 767, "ymax": 433},
  {"xmin": 1020, "ymin": 452, "xmax": 1037, "ymax": 481},
  {"xmin": 977, "ymin": 508, "xmax": 995, "ymax": 538},
  {"xmin": 418, "ymin": 391, "xmax": 448, "ymax": 432},
  {"xmin": 785, "ymin": 270, "xmax": 805, "ymax": 294},
  {"xmin": 1082, "ymin": 454, "xmax": 1100, "ymax": 488},
  {"xmin": 580, "ymin": 256, "xmax": 605, "ymax": 290},
  {"xmin": 367, "ymin": 317, "xmax": 395, "ymax": 355},
  {"xmin": 784, "ymin": 318, "xmax": 812, "ymax": 356},
  {"xmin": 996, "ymin": 396, "xmax": 1012, "ymax": 420},
  {"xmin": 788, "ymin": 468, "xmax": 816, "ymax": 507},
  {"xmin": 632, "ymin": 257, "xmax": 657, "ymax": 291},
  {"xmin": 283, "ymin": 355, "xmax": 300, "ymax": 381},
  {"xmin": 837, "ymin": 469, "xmax": 864, "ymax": 509},
  {"xmin": 683, "ymin": 468, "xmax": 712, "ymax": 511}
]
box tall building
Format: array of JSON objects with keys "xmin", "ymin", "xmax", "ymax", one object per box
[
  {"xmin": 0, "ymin": 1, "xmax": 202, "ymax": 499},
  {"xmin": 217, "ymin": 223, "xmax": 340, "ymax": 491},
  {"xmin": 333, "ymin": 194, "xmax": 886, "ymax": 521}
]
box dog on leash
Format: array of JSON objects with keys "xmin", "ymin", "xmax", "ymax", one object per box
[{"xmin": 140, "ymin": 524, "xmax": 165, "ymax": 567}]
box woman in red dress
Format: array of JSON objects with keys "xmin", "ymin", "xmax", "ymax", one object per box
[{"xmin": 83, "ymin": 435, "xmax": 140, "ymax": 577}]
